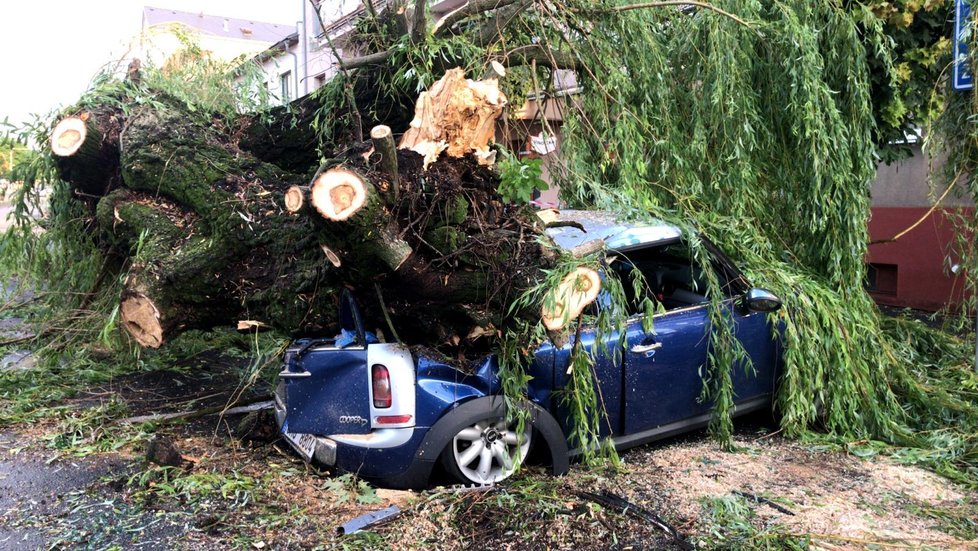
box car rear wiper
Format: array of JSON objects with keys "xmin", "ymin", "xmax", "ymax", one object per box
[{"xmin": 296, "ymin": 338, "xmax": 336, "ymax": 357}]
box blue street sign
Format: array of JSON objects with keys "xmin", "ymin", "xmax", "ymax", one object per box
[{"xmin": 955, "ymin": 0, "xmax": 973, "ymax": 91}]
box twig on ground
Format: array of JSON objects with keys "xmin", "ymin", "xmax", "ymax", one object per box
[
  {"xmin": 576, "ymin": 490, "xmax": 693, "ymax": 549},
  {"xmin": 0, "ymin": 333, "xmax": 39, "ymax": 347},
  {"xmin": 733, "ymin": 490, "xmax": 796, "ymax": 516}
]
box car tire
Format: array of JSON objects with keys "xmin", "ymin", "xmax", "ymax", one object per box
[{"xmin": 439, "ymin": 415, "xmax": 532, "ymax": 485}]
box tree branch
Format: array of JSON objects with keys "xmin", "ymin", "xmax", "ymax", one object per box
[
  {"xmin": 410, "ymin": 0, "xmax": 427, "ymax": 43},
  {"xmin": 498, "ymin": 45, "xmax": 581, "ymax": 71},
  {"xmin": 433, "ymin": 0, "xmax": 521, "ymax": 36},
  {"xmin": 474, "ymin": 0, "xmax": 533, "ymax": 46},
  {"xmin": 578, "ymin": 1, "xmax": 752, "ymax": 29},
  {"xmin": 339, "ymin": 49, "xmax": 395, "ymax": 69},
  {"xmin": 339, "ymin": 0, "xmax": 530, "ymax": 69},
  {"xmin": 362, "ymin": 0, "xmax": 377, "ymax": 19},
  {"xmin": 869, "ymin": 170, "xmax": 963, "ymax": 245},
  {"xmin": 309, "ymin": 0, "xmax": 365, "ymax": 139}
]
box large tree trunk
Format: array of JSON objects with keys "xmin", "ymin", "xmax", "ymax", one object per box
[
  {"xmin": 96, "ymin": 100, "xmax": 343, "ymax": 347},
  {"xmin": 50, "ymin": 70, "xmax": 597, "ymax": 352},
  {"xmin": 238, "ymin": 93, "xmax": 323, "ymax": 173}
]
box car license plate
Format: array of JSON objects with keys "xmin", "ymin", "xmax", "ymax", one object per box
[{"xmin": 283, "ymin": 430, "xmax": 317, "ymax": 462}]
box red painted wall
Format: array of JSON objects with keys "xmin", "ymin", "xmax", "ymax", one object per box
[{"xmin": 866, "ymin": 207, "xmax": 973, "ymax": 311}]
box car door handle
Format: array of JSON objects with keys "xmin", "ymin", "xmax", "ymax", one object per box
[
  {"xmin": 278, "ymin": 369, "xmax": 312, "ymax": 379},
  {"xmin": 630, "ymin": 342, "xmax": 662, "ymax": 354}
]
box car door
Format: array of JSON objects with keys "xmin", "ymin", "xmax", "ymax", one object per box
[
  {"xmin": 622, "ymin": 306, "xmax": 712, "ymax": 434},
  {"xmin": 618, "ymin": 240, "xmax": 779, "ymax": 437},
  {"xmin": 550, "ymin": 325, "xmax": 625, "ymax": 439}
]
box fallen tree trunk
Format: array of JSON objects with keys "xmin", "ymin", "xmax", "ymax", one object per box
[
  {"xmin": 309, "ymin": 166, "xmax": 413, "ymax": 272},
  {"xmin": 50, "ymin": 69, "xmax": 599, "ymax": 352},
  {"xmin": 237, "ymin": 92, "xmax": 323, "ymax": 173},
  {"xmin": 96, "ymin": 100, "xmax": 345, "ymax": 346}
]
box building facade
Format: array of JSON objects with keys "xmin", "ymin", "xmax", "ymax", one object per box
[
  {"xmin": 139, "ymin": 7, "xmax": 293, "ymax": 68},
  {"xmin": 866, "ymin": 145, "xmax": 974, "ymax": 311}
]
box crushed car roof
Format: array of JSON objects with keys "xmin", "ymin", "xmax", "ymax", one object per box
[{"xmin": 544, "ymin": 210, "xmax": 682, "ymax": 252}]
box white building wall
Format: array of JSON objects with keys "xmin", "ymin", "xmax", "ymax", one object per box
[
  {"xmin": 138, "ymin": 22, "xmax": 280, "ymax": 68},
  {"xmin": 258, "ymin": 51, "xmax": 301, "ymax": 105},
  {"xmin": 317, "ymin": 1, "xmax": 368, "ymax": 23},
  {"xmin": 298, "ymin": 0, "xmax": 364, "ymax": 96}
]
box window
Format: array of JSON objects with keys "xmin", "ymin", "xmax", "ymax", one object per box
[
  {"xmin": 866, "ymin": 263, "xmax": 898, "ymax": 295},
  {"xmin": 280, "ymin": 71, "xmax": 292, "ymax": 103},
  {"xmin": 598, "ymin": 238, "xmax": 748, "ymax": 315},
  {"xmin": 314, "ymin": 73, "xmax": 327, "ymax": 90},
  {"xmin": 607, "ymin": 242, "xmax": 711, "ymax": 312}
]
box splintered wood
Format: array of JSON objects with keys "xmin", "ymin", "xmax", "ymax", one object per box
[
  {"xmin": 120, "ymin": 293, "xmax": 164, "ymax": 348},
  {"xmin": 399, "ymin": 68, "xmax": 506, "ymax": 169},
  {"xmin": 541, "ymin": 267, "xmax": 602, "ymax": 331}
]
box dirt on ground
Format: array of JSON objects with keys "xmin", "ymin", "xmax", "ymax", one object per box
[{"xmin": 626, "ymin": 437, "xmax": 977, "ymax": 549}]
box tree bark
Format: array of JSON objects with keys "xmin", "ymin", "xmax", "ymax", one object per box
[
  {"xmin": 104, "ymin": 101, "xmax": 344, "ymax": 346},
  {"xmin": 237, "ymin": 93, "xmax": 323, "ymax": 173}
]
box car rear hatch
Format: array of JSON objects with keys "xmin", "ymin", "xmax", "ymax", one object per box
[{"xmin": 278, "ymin": 289, "xmax": 372, "ymax": 435}]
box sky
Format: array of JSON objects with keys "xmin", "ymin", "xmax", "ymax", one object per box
[{"xmin": 0, "ymin": 1, "xmax": 302, "ymax": 130}]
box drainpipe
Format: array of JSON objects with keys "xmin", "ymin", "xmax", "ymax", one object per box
[{"xmin": 301, "ymin": 4, "xmax": 309, "ymax": 96}]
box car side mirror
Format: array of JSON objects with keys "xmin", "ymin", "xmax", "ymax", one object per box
[{"xmin": 741, "ymin": 288, "xmax": 782, "ymax": 314}]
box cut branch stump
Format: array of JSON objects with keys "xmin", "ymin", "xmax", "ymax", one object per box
[{"xmin": 50, "ymin": 111, "xmax": 123, "ymax": 197}]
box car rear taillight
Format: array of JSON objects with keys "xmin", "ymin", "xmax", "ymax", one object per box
[
  {"xmin": 375, "ymin": 414, "xmax": 412, "ymax": 425},
  {"xmin": 371, "ymin": 364, "xmax": 392, "ymax": 408}
]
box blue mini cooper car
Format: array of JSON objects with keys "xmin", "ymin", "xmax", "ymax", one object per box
[{"xmin": 274, "ymin": 211, "xmax": 783, "ymax": 489}]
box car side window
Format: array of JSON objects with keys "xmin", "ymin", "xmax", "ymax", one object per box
[{"xmin": 607, "ymin": 240, "xmax": 734, "ymax": 313}]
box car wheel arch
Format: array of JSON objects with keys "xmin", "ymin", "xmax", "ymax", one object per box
[{"xmin": 416, "ymin": 395, "xmax": 569, "ymax": 479}]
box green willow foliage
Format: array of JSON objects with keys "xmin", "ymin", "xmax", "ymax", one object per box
[
  {"xmin": 544, "ymin": 0, "xmax": 978, "ymax": 482},
  {"xmin": 926, "ymin": 23, "xmax": 978, "ymax": 332}
]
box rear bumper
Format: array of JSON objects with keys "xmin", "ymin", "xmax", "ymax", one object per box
[
  {"xmin": 274, "ymin": 383, "xmax": 434, "ymax": 487},
  {"xmin": 274, "ymin": 389, "xmax": 338, "ymax": 465}
]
